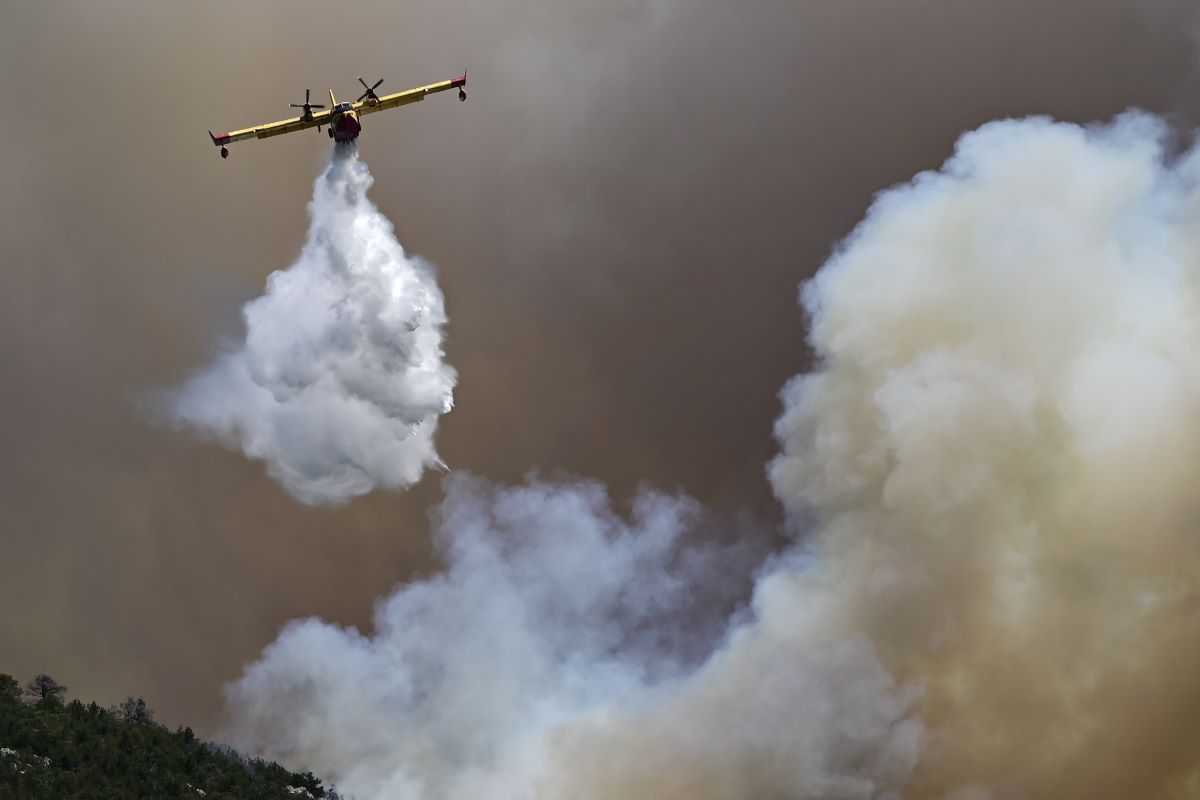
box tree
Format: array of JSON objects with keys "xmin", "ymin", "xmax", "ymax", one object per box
[
  {"xmin": 0, "ymin": 674, "xmax": 20, "ymax": 704},
  {"xmin": 0, "ymin": 677, "xmax": 340, "ymax": 798},
  {"xmin": 24, "ymin": 674, "xmax": 67, "ymax": 702},
  {"xmin": 114, "ymin": 696, "xmax": 155, "ymax": 725}
]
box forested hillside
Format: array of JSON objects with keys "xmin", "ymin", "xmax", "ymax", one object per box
[{"xmin": 0, "ymin": 673, "xmax": 340, "ymax": 800}]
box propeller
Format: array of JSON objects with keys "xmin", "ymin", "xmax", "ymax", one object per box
[
  {"xmin": 357, "ymin": 76, "xmax": 384, "ymax": 103},
  {"xmin": 289, "ymin": 88, "xmax": 326, "ymax": 117}
]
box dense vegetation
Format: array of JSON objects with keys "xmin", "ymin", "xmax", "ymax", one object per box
[{"xmin": 0, "ymin": 673, "xmax": 340, "ymax": 800}]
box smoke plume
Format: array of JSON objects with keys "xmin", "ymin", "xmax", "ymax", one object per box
[
  {"xmin": 227, "ymin": 475, "xmax": 770, "ymax": 798},
  {"xmin": 227, "ymin": 113, "xmax": 1200, "ymax": 798},
  {"xmin": 171, "ymin": 148, "xmax": 455, "ymax": 505},
  {"xmin": 770, "ymin": 111, "xmax": 1200, "ymax": 798}
]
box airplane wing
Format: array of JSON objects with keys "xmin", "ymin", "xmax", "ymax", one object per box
[
  {"xmin": 354, "ymin": 73, "xmax": 466, "ymax": 117},
  {"xmin": 209, "ymin": 109, "xmax": 332, "ymax": 149}
]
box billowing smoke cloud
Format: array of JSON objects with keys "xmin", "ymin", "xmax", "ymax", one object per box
[
  {"xmin": 171, "ymin": 149, "xmax": 455, "ymax": 504},
  {"xmin": 227, "ymin": 113, "xmax": 1200, "ymax": 799},
  {"xmin": 770, "ymin": 111, "xmax": 1200, "ymax": 798},
  {"xmin": 225, "ymin": 475, "xmax": 772, "ymax": 797}
]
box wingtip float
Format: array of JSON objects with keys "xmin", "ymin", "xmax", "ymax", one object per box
[{"xmin": 208, "ymin": 71, "xmax": 467, "ymax": 159}]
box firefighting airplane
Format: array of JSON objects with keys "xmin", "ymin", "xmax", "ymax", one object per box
[{"xmin": 208, "ymin": 73, "xmax": 466, "ymax": 158}]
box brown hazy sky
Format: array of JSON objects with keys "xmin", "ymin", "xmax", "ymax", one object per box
[{"xmin": 1, "ymin": 0, "xmax": 1198, "ymax": 732}]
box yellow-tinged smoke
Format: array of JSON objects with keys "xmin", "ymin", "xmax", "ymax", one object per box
[
  {"xmin": 228, "ymin": 114, "xmax": 1200, "ymax": 799},
  {"xmin": 770, "ymin": 112, "xmax": 1200, "ymax": 798}
]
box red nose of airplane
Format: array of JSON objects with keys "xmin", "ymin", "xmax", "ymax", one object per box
[{"xmin": 333, "ymin": 111, "xmax": 362, "ymax": 143}]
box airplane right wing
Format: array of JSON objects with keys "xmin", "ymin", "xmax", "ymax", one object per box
[{"xmin": 355, "ymin": 73, "xmax": 466, "ymax": 117}]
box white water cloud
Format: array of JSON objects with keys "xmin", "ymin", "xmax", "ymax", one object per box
[{"xmin": 171, "ymin": 149, "xmax": 455, "ymax": 504}]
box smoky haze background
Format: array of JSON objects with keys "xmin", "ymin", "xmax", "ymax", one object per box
[
  {"xmin": 227, "ymin": 113, "xmax": 1200, "ymax": 799},
  {"xmin": 1, "ymin": 0, "xmax": 1199, "ymax": 737}
]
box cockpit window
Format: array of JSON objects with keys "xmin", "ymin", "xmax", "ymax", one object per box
[{"xmin": 337, "ymin": 103, "xmax": 353, "ymax": 112}]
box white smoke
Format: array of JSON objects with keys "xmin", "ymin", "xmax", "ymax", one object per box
[
  {"xmin": 766, "ymin": 112, "xmax": 1200, "ymax": 798},
  {"xmin": 228, "ymin": 113, "xmax": 1200, "ymax": 799},
  {"xmin": 224, "ymin": 477, "xmax": 921, "ymax": 800},
  {"xmin": 225, "ymin": 475, "xmax": 778, "ymax": 798},
  {"xmin": 171, "ymin": 148, "xmax": 455, "ymax": 505}
]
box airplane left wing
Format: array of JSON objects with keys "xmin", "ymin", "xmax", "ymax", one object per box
[
  {"xmin": 355, "ymin": 73, "xmax": 466, "ymax": 117},
  {"xmin": 209, "ymin": 109, "xmax": 331, "ymax": 150}
]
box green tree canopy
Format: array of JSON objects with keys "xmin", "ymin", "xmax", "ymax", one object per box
[{"xmin": 0, "ymin": 673, "xmax": 339, "ymax": 800}]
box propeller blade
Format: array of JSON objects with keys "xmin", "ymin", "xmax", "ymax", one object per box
[
  {"xmin": 357, "ymin": 77, "xmax": 384, "ymax": 101},
  {"xmin": 310, "ymin": 103, "xmax": 326, "ymax": 109}
]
